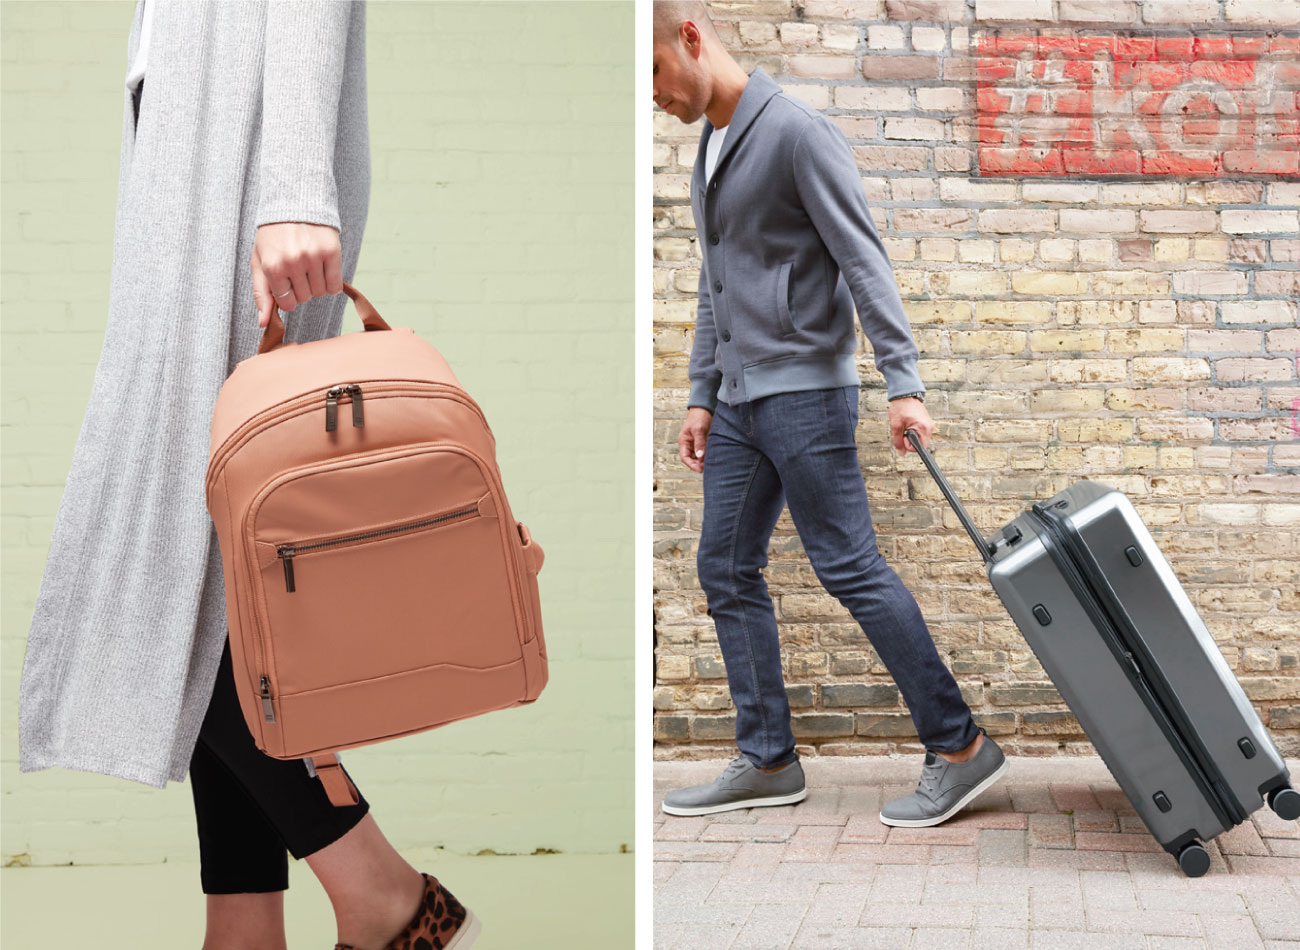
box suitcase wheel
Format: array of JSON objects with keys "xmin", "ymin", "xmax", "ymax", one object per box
[
  {"xmin": 1176, "ymin": 842, "xmax": 1211, "ymax": 878},
  {"xmin": 1267, "ymin": 786, "xmax": 1300, "ymax": 822}
]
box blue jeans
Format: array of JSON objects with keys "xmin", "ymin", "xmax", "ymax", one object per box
[{"xmin": 697, "ymin": 385, "xmax": 980, "ymax": 769}]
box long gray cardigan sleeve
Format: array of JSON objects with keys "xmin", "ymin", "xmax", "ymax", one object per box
[{"xmin": 259, "ymin": 2, "xmax": 355, "ymax": 230}]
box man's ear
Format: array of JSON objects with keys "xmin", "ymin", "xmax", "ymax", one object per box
[{"xmin": 682, "ymin": 20, "xmax": 702, "ymax": 58}]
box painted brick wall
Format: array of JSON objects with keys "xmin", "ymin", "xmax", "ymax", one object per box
[
  {"xmin": 2, "ymin": 1, "xmax": 633, "ymax": 866},
  {"xmin": 653, "ymin": 0, "xmax": 1300, "ymax": 761},
  {"xmin": 977, "ymin": 31, "xmax": 1299, "ymax": 177}
]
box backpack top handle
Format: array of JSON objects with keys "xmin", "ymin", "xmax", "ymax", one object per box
[{"xmin": 257, "ymin": 281, "xmax": 392, "ymax": 356}]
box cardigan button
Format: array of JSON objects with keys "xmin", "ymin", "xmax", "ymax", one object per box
[
  {"xmin": 709, "ymin": 232, "xmax": 719, "ymax": 245},
  {"xmin": 714, "ymin": 281, "xmax": 723, "ymax": 293},
  {"xmin": 721, "ymin": 330, "xmax": 731, "ymax": 342}
]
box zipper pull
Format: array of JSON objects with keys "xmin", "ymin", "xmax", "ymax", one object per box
[
  {"xmin": 278, "ymin": 544, "xmax": 296, "ymax": 592},
  {"xmin": 347, "ymin": 383, "xmax": 364, "ymax": 427},
  {"xmin": 259, "ymin": 675, "xmax": 276, "ymax": 722},
  {"xmin": 325, "ymin": 385, "xmax": 343, "ymax": 432}
]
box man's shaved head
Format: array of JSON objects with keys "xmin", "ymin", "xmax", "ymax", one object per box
[
  {"xmin": 653, "ymin": 0, "xmax": 719, "ymax": 46},
  {"xmin": 654, "ymin": 0, "xmax": 750, "ymax": 128},
  {"xmin": 653, "ymin": 0, "xmax": 738, "ymax": 125}
]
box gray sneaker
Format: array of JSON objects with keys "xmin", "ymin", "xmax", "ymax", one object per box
[
  {"xmin": 879, "ymin": 729, "xmax": 1009, "ymax": 827},
  {"xmin": 661, "ymin": 756, "xmax": 808, "ymax": 817}
]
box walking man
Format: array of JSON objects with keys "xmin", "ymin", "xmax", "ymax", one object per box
[{"xmin": 653, "ymin": 1, "xmax": 1009, "ymax": 827}]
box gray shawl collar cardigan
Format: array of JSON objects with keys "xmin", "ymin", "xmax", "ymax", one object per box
[
  {"xmin": 19, "ymin": 0, "xmax": 371, "ymax": 789},
  {"xmin": 687, "ymin": 65, "xmax": 924, "ymax": 411}
]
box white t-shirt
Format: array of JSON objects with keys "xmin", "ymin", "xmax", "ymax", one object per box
[
  {"xmin": 124, "ymin": 0, "xmax": 154, "ymax": 92},
  {"xmin": 705, "ymin": 124, "xmax": 728, "ymax": 183}
]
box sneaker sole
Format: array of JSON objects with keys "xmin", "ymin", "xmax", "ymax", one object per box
[
  {"xmin": 660, "ymin": 786, "xmax": 808, "ymax": 817},
  {"xmin": 445, "ymin": 908, "xmax": 482, "ymax": 949},
  {"xmin": 878, "ymin": 756, "xmax": 1011, "ymax": 828}
]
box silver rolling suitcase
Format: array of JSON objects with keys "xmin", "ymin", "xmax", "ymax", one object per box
[{"xmin": 905, "ymin": 429, "xmax": 1300, "ymax": 876}]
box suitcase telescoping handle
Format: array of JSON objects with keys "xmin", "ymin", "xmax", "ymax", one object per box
[
  {"xmin": 904, "ymin": 428, "xmax": 996, "ymax": 564},
  {"xmin": 258, "ymin": 281, "xmax": 392, "ymax": 355}
]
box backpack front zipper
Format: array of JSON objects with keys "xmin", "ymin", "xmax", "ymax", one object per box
[
  {"xmin": 325, "ymin": 383, "xmax": 364, "ymax": 431},
  {"xmin": 206, "ymin": 381, "xmax": 493, "ymax": 501},
  {"xmin": 275, "ymin": 505, "xmax": 480, "ymax": 593}
]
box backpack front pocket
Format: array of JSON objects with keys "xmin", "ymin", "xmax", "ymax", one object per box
[
  {"xmin": 273, "ymin": 504, "xmax": 481, "ymax": 594},
  {"xmin": 244, "ymin": 443, "xmax": 528, "ymax": 708}
]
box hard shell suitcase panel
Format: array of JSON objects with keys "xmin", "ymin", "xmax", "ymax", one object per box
[
  {"xmin": 902, "ymin": 429, "xmax": 1298, "ymax": 871},
  {"xmin": 987, "ymin": 509, "xmax": 1227, "ymax": 846},
  {"xmin": 1060, "ymin": 488, "xmax": 1289, "ymax": 816}
]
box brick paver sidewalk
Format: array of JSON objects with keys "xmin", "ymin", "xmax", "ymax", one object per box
[{"xmin": 654, "ymin": 755, "xmax": 1300, "ymax": 949}]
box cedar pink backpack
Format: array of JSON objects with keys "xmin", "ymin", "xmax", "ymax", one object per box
[{"xmin": 205, "ymin": 283, "xmax": 548, "ymax": 806}]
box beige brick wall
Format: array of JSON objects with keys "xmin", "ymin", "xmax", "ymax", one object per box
[{"xmin": 653, "ymin": 0, "xmax": 1300, "ymax": 760}]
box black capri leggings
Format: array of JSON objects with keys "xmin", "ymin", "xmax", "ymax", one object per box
[{"xmin": 188, "ymin": 633, "xmax": 370, "ymax": 894}]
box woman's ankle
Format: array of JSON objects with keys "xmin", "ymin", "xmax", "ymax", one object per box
[{"xmin": 333, "ymin": 868, "xmax": 426, "ymax": 949}]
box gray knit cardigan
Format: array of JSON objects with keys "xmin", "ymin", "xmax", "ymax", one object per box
[{"xmin": 18, "ymin": 0, "xmax": 371, "ymax": 789}]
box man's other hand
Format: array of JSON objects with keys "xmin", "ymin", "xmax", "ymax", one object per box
[
  {"xmin": 889, "ymin": 397, "xmax": 933, "ymax": 456},
  {"xmin": 679, "ymin": 406, "xmax": 714, "ymax": 473}
]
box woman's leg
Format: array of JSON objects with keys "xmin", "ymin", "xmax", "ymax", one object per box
[
  {"xmin": 202, "ymin": 894, "xmax": 288, "ymax": 950},
  {"xmin": 304, "ymin": 813, "xmax": 428, "ymax": 949},
  {"xmin": 189, "ymin": 733, "xmax": 292, "ymax": 950},
  {"xmin": 191, "ymin": 634, "xmax": 430, "ymax": 949}
]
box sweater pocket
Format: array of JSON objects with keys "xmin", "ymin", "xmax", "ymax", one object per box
[{"xmin": 776, "ymin": 260, "xmax": 797, "ymax": 337}]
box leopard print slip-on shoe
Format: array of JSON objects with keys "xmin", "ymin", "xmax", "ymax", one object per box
[{"xmin": 334, "ymin": 871, "xmax": 481, "ymax": 950}]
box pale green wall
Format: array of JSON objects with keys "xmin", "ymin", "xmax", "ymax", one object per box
[{"xmin": 1, "ymin": 0, "xmax": 633, "ymax": 865}]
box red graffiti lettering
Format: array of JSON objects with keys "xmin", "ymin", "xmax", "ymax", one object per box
[{"xmin": 976, "ymin": 33, "xmax": 1300, "ymax": 178}]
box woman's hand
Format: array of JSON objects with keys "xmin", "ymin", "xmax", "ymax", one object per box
[{"xmin": 251, "ymin": 222, "xmax": 343, "ymax": 328}]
